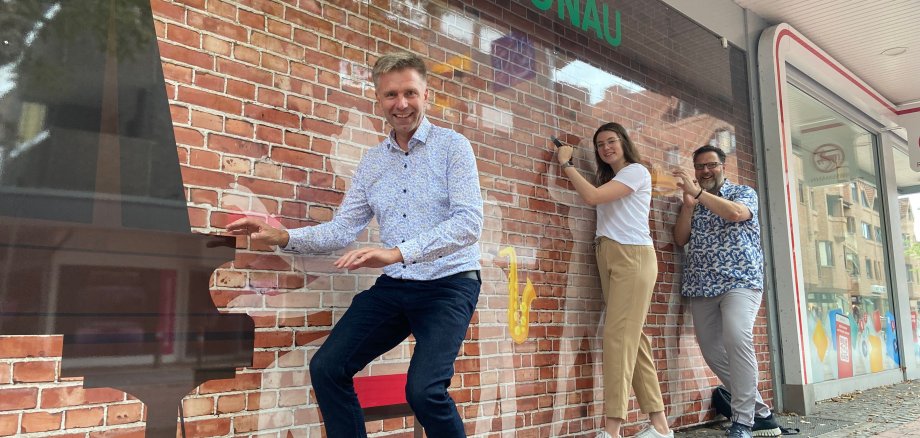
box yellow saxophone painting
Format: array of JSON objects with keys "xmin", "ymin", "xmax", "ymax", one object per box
[{"xmin": 500, "ymin": 247, "xmax": 537, "ymax": 344}]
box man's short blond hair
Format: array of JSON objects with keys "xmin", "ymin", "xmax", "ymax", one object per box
[{"xmin": 372, "ymin": 52, "xmax": 427, "ymax": 85}]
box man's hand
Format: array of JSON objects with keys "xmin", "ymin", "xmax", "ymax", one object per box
[
  {"xmin": 672, "ymin": 168, "xmax": 700, "ymax": 194},
  {"xmin": 556, "ymin": 145, "xmax": 574, "ymax": 164},
  {"xmin": 226, "ymin": 217, "xmax": 290, "ymax": 247},
  {"xmin": 334, "ymin": 247, "xmax": 404, "ymax": 270}
]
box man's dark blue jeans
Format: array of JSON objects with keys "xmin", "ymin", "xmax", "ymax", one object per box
[{"xmin": 309, "ymin": 273, "xmax": 480, "ymax": 437}]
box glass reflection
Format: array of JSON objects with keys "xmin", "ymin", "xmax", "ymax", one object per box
[
  {"xmin": 0, "ymin": 0, "xmax": 756, "ymax": 436},
  {"xmin": 788, "ymin": 85, "xmax": 898, "ymax": 382},
  {"xmin": 0, "ymin": 1, "xmax": 253, "ymax": 436}
]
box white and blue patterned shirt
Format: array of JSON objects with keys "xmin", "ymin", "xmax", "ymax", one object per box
[
  {"xmin": 680, "ymin": 180, "xmax": 763, "ymax": 298},
  {"xmin": 284, "ymin": 117, "xmax": 483, "ymax": 280}
]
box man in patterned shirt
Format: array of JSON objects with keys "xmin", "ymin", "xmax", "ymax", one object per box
[
  {"xmin": 227, "ymin": 52, "xmax": 483, "ymax": 437},
  {"xmin": 672, "ymin": 145, "xmax": 781, "ymax": 438}
]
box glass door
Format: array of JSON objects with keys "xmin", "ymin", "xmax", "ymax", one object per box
[{"xmin": 787, "ymin": 85, "xmax": 898, "ymax": 383}]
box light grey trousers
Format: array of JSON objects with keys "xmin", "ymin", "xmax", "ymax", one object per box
[{"xmin": 690, "ymin": 288, "xmax": 772, "ymax": 427}]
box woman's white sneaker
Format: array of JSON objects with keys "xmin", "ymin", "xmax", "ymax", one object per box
[{"xmin": 633, "ymin": 425, "xmax": 674, "ymax": 438}]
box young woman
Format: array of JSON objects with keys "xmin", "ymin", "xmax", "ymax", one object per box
[{"xmin": 555, "ymin": 122, "xmax": 672, "ymax": 438}]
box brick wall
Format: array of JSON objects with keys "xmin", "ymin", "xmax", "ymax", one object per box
[{"xmin": 0, "ymin": 0, "xmax": 771, "ymax": 436}]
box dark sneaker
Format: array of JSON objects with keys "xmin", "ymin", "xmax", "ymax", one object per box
[
  {"xmin": 726, "ymin": 422, "xmax": 753, "ymax": 438},
  {"xmin": 753, "ymin": 414, "xmax": 782, "ymax": 437}
]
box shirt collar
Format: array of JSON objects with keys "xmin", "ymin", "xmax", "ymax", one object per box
[
  {"xmin": 385, "ymin": 117, "xmax": 432, "ymax": 152},
  {"xmin": 718, "ymin": 179, "xmax": 736, "ymax": 196}
]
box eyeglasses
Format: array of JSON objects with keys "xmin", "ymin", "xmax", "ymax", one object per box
[
  {"xmin": 595, "ymin": 138, "xmax": 620, "ymax": 149},
  {"xmin": 693, "ymin": 162, "xmax": 722, "ymax": 170}
]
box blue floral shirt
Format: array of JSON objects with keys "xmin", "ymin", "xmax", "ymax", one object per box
[
  {"xmin": 680, "ymin": 180, "xmax": 764, "ymax": 297},
  {"xmin": 283, "ymin": 118, "xmax": 483, "ymax": 280}
]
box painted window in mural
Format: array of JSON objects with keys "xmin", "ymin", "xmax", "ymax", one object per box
[
  {"xmin": 787, "ymin": 85, "xmax": 898, "ymax": 383},
  {"xmin": 0, "ymin": 0, "xmax": 757, "ymax": 436}
]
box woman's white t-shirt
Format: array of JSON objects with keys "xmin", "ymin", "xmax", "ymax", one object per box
[{"xmin": 595, "ymin": 163, "xmax": 652, "ymax": 245}]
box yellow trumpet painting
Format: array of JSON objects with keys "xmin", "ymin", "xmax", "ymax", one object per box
[{"xmin": 500, "ymin": 247, "xmax": 537, "ymax": 344}]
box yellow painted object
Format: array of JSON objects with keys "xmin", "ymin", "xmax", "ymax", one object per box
[
  {"xmin": 500, "ymin": 247, "xmax": 537, "ymax": 344},
  {"xmin": 868, "ymin": 335, "xmax": 883, "ymax": 372},
  {"xmin": 812, "ymin": 320, "xmax": 828, "ymax": 362}
]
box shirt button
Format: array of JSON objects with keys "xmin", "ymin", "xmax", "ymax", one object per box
[
  {"xmin": 402, "ymin": 213, "xmax": 406, "ymax": 218},
  {"xmin": 403, "ymin": 164, "xmax": 407, "ymax": 168},
  {"xmin": 402, "ymin": 264, "xmax": 406, "ymax": 268},
  {"xmin": 404, "ymin": 152, "xmax": 409, "ymax": 156},
  {"xmin": 402, "ymin": 240, "xmax": 405, "ymax": 243},
  {"xmin": 403, "ymin": 189, "xmax": 407, "ymax": 193}
]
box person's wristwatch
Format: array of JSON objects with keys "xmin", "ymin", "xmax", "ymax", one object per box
[{"xmin": 561, "ymin": 160, "xmax": 575, "ymax": 169}]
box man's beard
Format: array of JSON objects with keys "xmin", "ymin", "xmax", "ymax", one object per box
[{"xmin": 701, "ymin": 177, "xmax": 721, "ymax": 192}]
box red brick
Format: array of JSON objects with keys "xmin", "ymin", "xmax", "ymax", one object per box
[
  {"xmin": 217, "ymin": 58, "xmax": 273, "ymax": 86},
  {"xmin": 106, "ymin": 403, "xmax": 143, "ymax": 425},
  {"xmin": 157, "ymin": 41, "xmax": 214, "ymax": 69},
  {"xmin": 150, "ymin": 0, "xmax": 185, "ymax": 22},
  {"xmin": 65, "ymin": 407, "xmax": 104, "ymax": 429},
  {"xmin": 254, "ymin": 330, "xmax": 293, "ymax": 348},
  {"xmin": 187, "ymin": 11, "xmax": 248, "ymax": 41},
  {"xmin": 21, "ymin": 412, "xmax": 62, "ymax": 433},
  {"xmin": 244, "ymin": 103, "xmax": 300, "ymax": 129},
  {"xmin": 0, "ymin": 414, "xmax": 16, "ymax": 437},
  {"xmin": 166, "ymin": 24, "xmax": 201, "ymax": 47},
  {"xmin": 178, "ymin": 86, "xmax": 242, "ymax": 115},
  {"xmin": 197, "ymin": 373, "xmax": 261, "ymax": 394},
  {"xmin": 12, "ymin": 361, "xmax": 57, "ymax": 383},
  {"xmin": 190, "ymin": 110, "xmax": 222, "ymax": 131},
  {"xmin": 0, "ymin": 387, "xmax": 37, "ymax": 411},
  {"xmin": 183, "ymin": 417, "xmax": 231, "ymax": 436},
  {"xmin": 194, "ymin": 72, "xmax": 226, "ymax": 92},
  {"xmin": 174, "ymin": 126, "xmax": 205, "ymax": 147},
  {"xmin": 182, "ymin": 397, "xmax": 214, "ymax": 417},
  {"xmin": 179, "ymin": 166, "xmax": 235, "ymax": 189},
  {"xmin": 237, "ymin": 176, "xmax": 295, "ymax": 198},
  {"xmin": 0, "ymin": 336, "xmax": 63, "ymax": 358},
  {"xmin": 209, "ymin": 134, "xmax": 269, "ymax": 158},
  {"xmin": 41, "ymin": 387, "xmax": 125, "ymax": 409},
  {"xmin": 270, "ymin": 147, "xmax": 323, "ymax": 169},
  {"xmin": 0, "ymin": 364, "xmax": 9, "ymax": 384},
  {"xmin": 190, "ymin": 149, "xmax": 221, "ymax": 169},
  {"xmin": 217, "ymin": 394, "xmax": 245, "ymax": 413}
]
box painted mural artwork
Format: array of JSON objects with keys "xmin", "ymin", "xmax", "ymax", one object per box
[
  {"xmin": 0, "ymin": 0, "xmax": 768, "ymax": 436},
  {"xmin": 501, "ymin": 247, "xmax": 537, "ymax": 344}
]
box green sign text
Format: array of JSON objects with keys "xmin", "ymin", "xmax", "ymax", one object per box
[{"xmin": 531, "ymin": 0, "xmax": 622, "ymax": 47}]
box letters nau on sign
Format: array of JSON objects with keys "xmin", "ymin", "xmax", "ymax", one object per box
[{"xmin": 531, "ymin": 0, "xmax": 622, "ymax": 48}]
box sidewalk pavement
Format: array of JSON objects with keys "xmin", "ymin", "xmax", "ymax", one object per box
[{"xmin": 675, "ymin": 380, "xmax": 920, "ymax": 437}]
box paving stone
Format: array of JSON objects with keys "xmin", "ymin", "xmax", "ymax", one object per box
[{"xmin": 674, "ymin": 380, "xmax": 920, "ymax": 437}]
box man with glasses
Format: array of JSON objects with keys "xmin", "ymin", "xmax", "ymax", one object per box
[{"xmin": 672, "ymin": 145, "xmax": 781, "ymax": 438}]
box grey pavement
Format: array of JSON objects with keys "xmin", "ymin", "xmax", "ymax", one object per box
[{"xmin": 675, "ymin": 380, "xmax": 920, "ymax": 437}]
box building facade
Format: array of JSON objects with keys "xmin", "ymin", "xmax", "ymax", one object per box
[{"xmin": 0, "ymin": 0, "xmax": 915, "ymax": 436}]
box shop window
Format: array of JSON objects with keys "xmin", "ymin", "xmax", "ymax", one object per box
[{"xmin": 817, "ymin": 241, "xmax": 834, "ymax": 267}]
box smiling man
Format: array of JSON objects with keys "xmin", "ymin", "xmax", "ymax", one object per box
[
  {"xmin": 226, "ymin": 52, "xmax": 483, "ymax": 437},
  {"xmin": 672, "ymin": 145, "xmax": 781, "ymax": 438}
]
